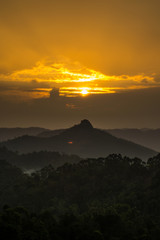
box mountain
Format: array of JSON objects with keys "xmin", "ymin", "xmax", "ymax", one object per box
[
  {"xmin": 0, "ymin": 120, "xmax": 157, "ymax": 160},
  {"xmin": 106, "ymin": 128, "xmax": 160, "ymax": 152},
  {"xmin": 37, "ymin": 129, "xmax": 65, "ymax": 137},
  {"xmin": 0, "ymin": 127, "xmax": 49, "ymax": 142}
]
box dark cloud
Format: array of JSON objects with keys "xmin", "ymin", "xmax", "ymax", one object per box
[
  {"xmin": 154, "ymin": 75, "xmax": 160, "ymax": 83},
  {"xmin": 141, "ymin": 79, "xmax": 149, "ymax": 84}
]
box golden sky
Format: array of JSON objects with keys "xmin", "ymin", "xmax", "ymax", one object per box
[{"xmin": 0, "ymin": 0, "xmax": 160, "ymax": 128}]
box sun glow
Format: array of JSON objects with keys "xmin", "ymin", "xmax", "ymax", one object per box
[
  {"xmin": 81, "ymin": 88, "xmax": 89, "ymax": 95},
  {"xmin": 59, "ymin": 87, "xmax": 116, "ymax": 97}
]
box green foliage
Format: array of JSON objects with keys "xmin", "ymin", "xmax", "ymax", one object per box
[{"xmin": 0, "ymin": 153, "xmax": 160, "ymax": 239}]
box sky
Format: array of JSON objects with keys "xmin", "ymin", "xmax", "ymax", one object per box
[{"xmin": 0, "ymin": 0, "xmax": 160, "ymax": 129}]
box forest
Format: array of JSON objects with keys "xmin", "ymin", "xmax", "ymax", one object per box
[{"xmin": 0, "ymin": 150, "xmax": 160, "ymax": 239}]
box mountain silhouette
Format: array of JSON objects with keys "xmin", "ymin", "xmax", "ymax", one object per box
[
  {"xmin": 1, "ymin": 120, "xmax": 157, "ymax": 160},
  {"xmin": 106, "ymin": 128, "xmax": 160, "ymax": 152},
  {"xmin": 37, "ymin": 120, "xmax": 93, "ymax": 138},
  {"xmin": 0, "ymin": 127, "xmax": 49, "ymax": 142}
]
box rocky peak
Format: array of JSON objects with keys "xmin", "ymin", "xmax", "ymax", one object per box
[{"xmin": 79, "ymin": 119, "xmax": 93, "ymax": 129}]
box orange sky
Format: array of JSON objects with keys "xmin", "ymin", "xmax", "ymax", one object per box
[
  {"xmin": 0, "ymin": 0, "xmax": 160, "ymax": 128},
  {"xmin": 1, "ymin": 0, "xmax": 160, "ymax": 74}
]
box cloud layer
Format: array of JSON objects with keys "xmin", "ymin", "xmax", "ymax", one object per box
[{"xmin": 0, "ymin": 61, "xmax": 159, "ymax": 99}]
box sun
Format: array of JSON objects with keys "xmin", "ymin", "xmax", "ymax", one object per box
[{"xmin": 81, "ymin": 89, "xmax": 88, "ymax": 95}]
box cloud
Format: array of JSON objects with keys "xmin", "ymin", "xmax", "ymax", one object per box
[
  {"xmin": 0, "ymin": 80, "xmax": 51, "ymax": 101},
  {"xmin": 0, "ymin": 60, "xmax": 159, "ymax": 100},
  {"xmin": 66, "ymin": 103, "xmax": 78, "ymax": 109},
  {"xmin": 154, "ymin": 75, "xmax": 160, "ymax": 83}
]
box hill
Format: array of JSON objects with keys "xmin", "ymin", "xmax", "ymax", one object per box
[
  {"xmin": 106, "ymin": 128, "xmax": 160, "ymax": 152},
  {"xmin": 0, "ymin": 147, "xmax": 81, "ymax": 172},
  {"xmin": 37, "ymin": 129, "xmax": 65, "ymax": 137},
  {"xmin": 0, "ymin": 127, "xmax": 49, "ymax": 142},
  {"xmin": 1, "ymin": 120, "xmax": 157, "ymax": 160}
]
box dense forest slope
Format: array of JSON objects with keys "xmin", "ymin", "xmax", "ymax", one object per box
[
  {"xmin": 0, "ymin": 147, "xmax": 81, "ymax": 172},
  {"xmin": 0, "ymin": 153, "xmax": 160, "ymax": 239}
]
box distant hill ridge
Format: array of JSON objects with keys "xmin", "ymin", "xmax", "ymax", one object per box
[
  {"xmin": 106, "ymin": 128, "xmax": 160, "ymax": 152},
  {"xmin": 0, "ymin": 127, "xmax": 49, "ymax": 142},
  {"xmin": 0, "ymin": 146, "xmax": 81, "ymax": 172},
  {"xmin": 0, "ymin": 119, "xmax": 157, "ymax": 160}
]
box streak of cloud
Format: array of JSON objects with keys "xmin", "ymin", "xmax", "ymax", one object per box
[{"xmin": 0, "ymin": 60, "xmax": 159, "ymax": 99}]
